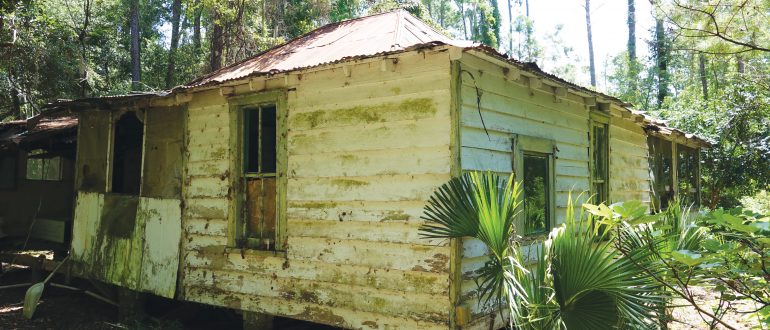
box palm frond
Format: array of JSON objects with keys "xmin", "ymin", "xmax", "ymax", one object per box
[
  {"xmin": 419, "ymin": 171, "xmax": 526, "ymax": 315},
  {"xmin": 549, "ymin": 198, "xmax": 665, "ymax": 329}
]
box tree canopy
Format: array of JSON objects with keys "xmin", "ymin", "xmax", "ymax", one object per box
[{"xmin": 1, "ymin": 0, "xmax": 767, "ymax": 208}]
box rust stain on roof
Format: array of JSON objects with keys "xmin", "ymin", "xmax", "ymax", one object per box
[
  {"xmin": 186, "ymin": 9, "xmax": 471, "ymax": 87},
  {"xmin": 0, "ymin": 111, "xmax": 78, "ymax": 152}
]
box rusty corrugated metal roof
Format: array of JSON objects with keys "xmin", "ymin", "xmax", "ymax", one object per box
[
  {"xmin": 45, "ymin": 10, "xmax": 707, "ymax": 146},
  {"xmin": 0, "ymin": 111, "xmax": 78, "ymax": 152},
  {"xmin": 185, "ymin": 9, "xmax": 472, "ymax": 87}
]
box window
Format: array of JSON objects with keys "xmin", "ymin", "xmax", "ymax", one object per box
[
  {"xmin": 522, "ymin": 153, "xmax": 550, "ymax": 234},
  {"xmin": 111, "ymin": 112, "xmax": 144, "ymax": 195},
  {"xmin": 591, "ymin": 115, "xmax": 610, "ymax": 204},
  {"xmin": 242, "ymin": 104, "xmax": 278, "ymax": 250},
  {"xmin": 677, "ymin": 145, "xmax": 700, "ymax": 206},
  {"xmin": 648, "ymin": 137, "xmax": 674, "ymax": 210},
  {"xmin": 26, "ymin": 150, "xmax": 62, "ymax": 181},
  {"xmin": 0, "ymin": 154, "xmax": 17, "ymax": 189},
  {"xmin": 513, "ymin": 135, "xmax": 555, "ymax": 236}
]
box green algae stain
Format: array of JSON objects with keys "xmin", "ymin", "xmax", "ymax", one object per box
[
  {"xmin": 331, "ymin": 178, "xmax": 369, "ymax": 190},
  {"xmin": 290, "ymin": 98, "xmax": 437, "ymax": 130},
  {"xmin": 381, "ymin": 211, "xmax": 409, "ymax": 221},
  {"xmin": 338, "ymin": 154, "xmax": 357, "ymax": 162},
  {"xmin": 289, "ymin": 201, "xmax": 339, "ymax": 209}
]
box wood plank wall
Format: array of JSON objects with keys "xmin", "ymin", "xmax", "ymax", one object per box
[
  {"xmin": 457, "ymin": 53, "xmax": 591, "ymax": 324},
  {"xmin": 455, "ymin": 53, "xmax": 653, "ymax": 328},
  {"xmin": 180, "ymin": 49, "xmax": 455, "ymax": 329},
  {"xmin": 608, "ymin": 107, "xmax": 652, "ymax": 204}
]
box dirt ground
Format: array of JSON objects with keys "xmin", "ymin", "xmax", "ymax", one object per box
[
  {"xmin": 0, "ymin": 263, "xmax": 121, "ymax": 330},
  {"xmin": 0, "ymin": 262, "xmax": 337, "ymax": 330},
  {"xmin": 669, "ymin": 286, "xmax": 761, "ymax": 329}
]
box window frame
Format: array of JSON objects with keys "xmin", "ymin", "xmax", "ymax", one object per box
[
  {"xmin": 589, "ymin": 112, "xmax": 610, "ymax": 204},
  {"xmin": 25, "ymin": 149, "xmax": 63, "ymax": 181},
  {"xmin": 512, "ymin": 134, "xmax": 556, "ymax": 237},
  {"xmin": 229, "ymin": 91, "xmax": 287, "ymax": 252}
]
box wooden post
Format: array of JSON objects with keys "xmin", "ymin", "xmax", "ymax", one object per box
[{"xmin": 243, "ymin": 311, "xmax": 274, "ymax": 330}]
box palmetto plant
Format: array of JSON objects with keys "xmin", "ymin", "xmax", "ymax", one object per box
[
  {"xmin": 549, "ymin": 201, "xmax": 664, "ymax": 329},
  {"xmin": 419, "ymin": 171, "xmax": 529, "ymax": 319},
  {"xmin": 419, "ymin": 172, "xmax": 664, "ymax": 329}
]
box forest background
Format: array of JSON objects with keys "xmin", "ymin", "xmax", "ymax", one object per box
[{"xmin": 0, "ymin": 0, "xmax": 767, "ymax": 209}]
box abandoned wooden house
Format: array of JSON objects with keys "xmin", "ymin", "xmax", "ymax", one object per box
[
  {"xmin": 49, "ymin": 10, "xmax": 709, "ymax": 330},
  {"xmin": 0, "ymin": 110, "xmax": 78, "ymax": 258}
]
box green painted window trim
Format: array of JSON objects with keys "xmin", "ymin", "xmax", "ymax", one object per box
[
  {"xmin": 590, "ymin": 111, "xmax": 610, "ymax": 204},
  {"xmin": 511, "ymin": 134, "xmax": 556, "ymax": 236},
  {"xmin": 228, "ymin": 91, "xmax": 288, "ymax": 251}
]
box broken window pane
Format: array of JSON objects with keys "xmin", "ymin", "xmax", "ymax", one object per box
[
  {"xmin": 648, "ymin": 137, "xmax": 674, "ymax": 210},
  {"xmin": 26, "ymin": 150, "xmax": 62, "ymax": 181},
  {"xmin": 592, "ymin": 123, "xmax": 609, "ymax": 204},
  {"xmin": 678, "ymin": 145, "xmax": 699, "ymax": 206},
  {"xmin": 244, "ymin": 107, "xmax": 260, "ymax": 173},
  {"xmin": 260, "ymin": 105, "xmax": 277, "ymax": 173},
  {"xmin": 522, "ymin": 153, "xmax": 549, "ymax": 235},
  {"xmin": 244, "ymin": 105, "xmax": 276, "ymax": 174}
]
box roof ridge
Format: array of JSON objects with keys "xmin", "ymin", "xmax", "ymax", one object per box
[{"xmin": 400, "ymin": 10, "xmax": 454, "ymax": 42}]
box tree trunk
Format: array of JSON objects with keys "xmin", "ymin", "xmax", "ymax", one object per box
[
  {"xmin": 585, "ymin": 0, "xmax": 596, "ymax": 87},
  {"xmin": 736, "ymin": 55, "xmax": 745, "ymax": 73},
  {"xmin": 458, "ymin": 0, "xmax": 467, "ymax": 40},
  {"xmin": 129, "ymin": 0, "xmax": 141, "ymax": 91},
  {"xmin": 78, "ymin": 0, "xmax": 92, "ymax": 97},
  {"xmin": 655, "ymin": 19, "xmax": 669, "ymax": 107},
  {"xmin": 165, "ymin": 0, "xmax": 182, "ymax": 89},
  {"xmin": 525, "ymin": 0, "xmax": 529, "ymax": 17},
  {"xmin": 193, "ymin": 0, "xmax": 201, "ymax": 52},
  {"xmin": 8, "ymin": 73, "xmax": 21, "ymax": 119},
  {"xmin": 209, "ymin": 9, "xmax": 224, "ymax": 72},
  {"xmin": 439, "ymin": 0, "xmax": 445, "ymax": 27},
  {"xmin": 627, "ymin": 0, "xmax": 637, "ymax": 93},
  {"xmin": 507, "ymin": 0, "xmax": 513, "ymax": 55},
  {"xmin": 489, "ymin": 0, "xmax": 501, "ymax": 49},
  {"xmin": 627, "ymin": 0, "xmax": 635, "ymax": 61},
  {"xmin": 699, "ymin": 54, "xmax": 708, "ymax": 100}
]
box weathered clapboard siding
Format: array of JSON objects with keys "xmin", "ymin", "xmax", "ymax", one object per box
[
  {"xmin": 456, "ymin": 53, "xmax": 593, "ymax": 321},
  {"xmin": 184, "ymin": 251, "xmax": 449, "ymax": 295},
  {"xmin": 456, "ymin": 55, "xmax": 593, "ymax": 207},
  {"xmin": 179, "ymin": 50, "xmax": 454, "ymax": 329},
  {"xmin": 609, "ymin": 107, "xmax": 652, "ymax": 204}
]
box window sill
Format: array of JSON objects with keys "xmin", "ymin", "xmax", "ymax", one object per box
[{"xmin": 225, "ymin": 247, "xmax": 287, "ymax": 259}]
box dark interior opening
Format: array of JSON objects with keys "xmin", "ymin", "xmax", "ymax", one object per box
[{"xmin": 111, "ymin": 112, "xmax": 143, "ymax": 195}]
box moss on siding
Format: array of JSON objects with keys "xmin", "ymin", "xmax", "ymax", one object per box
[
  {"xmin": 290, "ymin": 98, "xmax": 437, "ymax": 130},
  {"xmin": 380, "ymin": 211, "xmax": 409, "ymax": 221},
  {"xmin": 288, "ymin": 201, "xmax": 339, "ymax": 209},
  {"xmin": 330, "ymin": 178, "xmax": 369, "ymax": 189}
]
